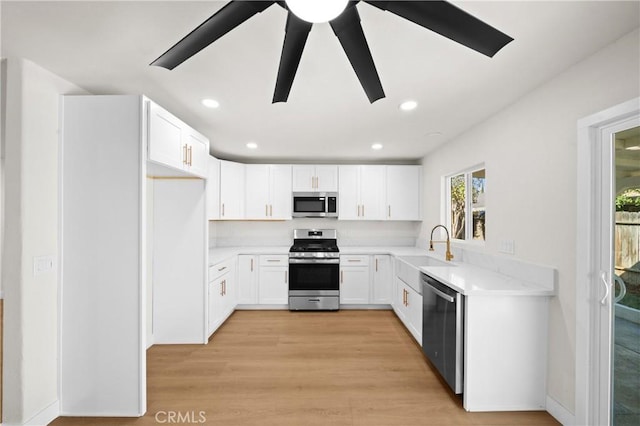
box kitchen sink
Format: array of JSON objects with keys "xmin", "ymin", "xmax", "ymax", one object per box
[
  {"xmin": 397, "ymin": 255, "xmax": 455, "ymax": 268},
  {"xmin": 395, "ymin": 255, "xmax": 455, "ymax": 295}
]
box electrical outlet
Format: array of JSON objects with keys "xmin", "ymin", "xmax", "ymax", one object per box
[
  {"xmin": 33, "ymin": 255, "xmax": 55, "ymax": 276},
  {"xmin": 498, "ymin": 240, "xmax": 515, "ymax": 255}
]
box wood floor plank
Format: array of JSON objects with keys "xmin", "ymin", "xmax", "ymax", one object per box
[{"xmin": 51, "ymin": 310, "xmax": 560, "ymax": 425}]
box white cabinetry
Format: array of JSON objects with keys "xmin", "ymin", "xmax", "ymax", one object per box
[
  {"xmin": 148, "ymin": 100, "xmax": 209, "ymax": 178},
  {"xmin": 394, "ymin": 277, "xmax": 422, "ymax": 345},
  {"xmin": 208, "ymin": 258, "xmax": 236, "ymax": 336},
  {"xmin": 207, "ymin": 156, "xmax": 220, "ymax": 220},
  {"xmin": 372, "ymin": 255, "xmax": 392, "ymax": 304},
  {"xmin": 60, "ymin": 95, "xmax": 208, "ymax": 416},
  {"xmin": 237, "ymin": 255, "xmax": 259, "ymax": 304},
  {"xmin": 292, "ymin": 165, "xmax": 338, "ymax": 192},
  {"xmin": 338, "ymin": 165, "xmax": 385, "ymax": 220},
  {"xmin": 340, "ymin": 255, "xmax": 371, "ymax": 304},
  {"xmin": 219, "ymin": 160, "xmax": 245, "ymax": 219},
  {"xmin": 258, "ymin": 255, "xmax": 289, "ymax": 304},
  {"xmin": 385, "ymin": 165, "xmax": 421, "ymax": 220},
  {"xmin": 245, "ymin": 164, "xmax": 292, "ymax": 220}
]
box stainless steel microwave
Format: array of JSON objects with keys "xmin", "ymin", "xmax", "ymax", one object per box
[{"xmin": 292, "ymin": 192, "xmax": 338, "ymax": 218}]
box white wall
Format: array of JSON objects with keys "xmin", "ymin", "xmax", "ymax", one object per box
[
  {"xmin": 2, "ymin": 58, "xmax": 86, "ymax": 424},
  {"xmin": 212, "ymin": 219, "xmax": 421, "ymax": 248},
  {"xmin": 419, "ymin": 28, "xmax": 640, "ymax": 416}
]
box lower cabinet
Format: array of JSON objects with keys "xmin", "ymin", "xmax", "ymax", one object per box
[
  {"xmin": 208, "ymin": 258, "xmax": 236, "ymax": 337},
  {"xmin": 372, "ymin": 255, "xmax": 392, "ymax": 304},
  {"xmin": 395, "ymin": 277, "xmax": 422, "ymax": 345},
  {"xmin": 340, "ymin": 255, "xmax": 370, "ymax": 304},
  {"xmin": 258, "ymin": 255, "xmax": 289, "ymax": 304},
  {"xmin": 237, "ymin": 255, "xmax": 258, "ymax": 304}
]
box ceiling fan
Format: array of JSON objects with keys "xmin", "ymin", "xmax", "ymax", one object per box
[{"xmin": 151, "ymin": 0, "xmax": 513, "ymax": 104}]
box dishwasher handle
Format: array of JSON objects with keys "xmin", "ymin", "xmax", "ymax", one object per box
[{"xmin": 425, "ymin": 283, "xmax": 455, "ymax": 303}]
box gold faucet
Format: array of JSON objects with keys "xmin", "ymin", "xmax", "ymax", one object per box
[{"xmin": 429, "ymin": 225, "xmax": 454, "ymax": 261}]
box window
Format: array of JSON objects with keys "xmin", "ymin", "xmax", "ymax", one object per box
[{"xmin": 447, "ymin": 167, "xmax": 486, "ymax": 241}]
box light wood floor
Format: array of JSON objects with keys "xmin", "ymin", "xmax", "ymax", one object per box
[{"xmin": 51, "ymin": 310, "xmax": 559, "ymax": 425}]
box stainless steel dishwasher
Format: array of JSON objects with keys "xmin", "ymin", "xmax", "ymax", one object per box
[{"xmin": 421, "ymin": 273, "xmax": 464, "ymax": 394}]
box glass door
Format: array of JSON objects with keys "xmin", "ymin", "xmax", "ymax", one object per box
[{"xmin": 612, "ymin": 125, "xmax": 640, "ymax": 425}]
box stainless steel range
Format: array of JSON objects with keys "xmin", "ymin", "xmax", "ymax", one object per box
[{"xmin": 288, "ymin": 229, "xmax": 340, "ymax": 311}]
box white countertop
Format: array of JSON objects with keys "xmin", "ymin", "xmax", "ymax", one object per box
[{"xmin": 208, "ymin": 245, "xmax": 555, "ymax": 297}]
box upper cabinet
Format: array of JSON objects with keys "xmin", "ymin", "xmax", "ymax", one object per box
[
  {"xmin": 338, "ymin": 165, "xmax": 421, "ymax": 221},
  {"xmin": 245, "ymin": 164, "xmax": 292, "ymax": 220},
  {"xmin": 338, "ymin": 165, "xmax": 385, "ymax": 220},
  {"xmin": 385, "ymin": 165, "xmax": 422, "ymax": 221},
  {"xmin": 292, "ymin": 165, "xmax": 338, "ymax": 192},
  {"xmin": 147, "ymin": 100, "xmax": 209, "ymax": 179},
  {"xmin": 219, "ymin": 160, "xmax": 245, "ymax": 220},
  {"xmin": 207, "ymin": 156, "xmax": 221, "ymax": 220}
]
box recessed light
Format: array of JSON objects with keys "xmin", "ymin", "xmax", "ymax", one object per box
[
  {"xmin": 246, "ymin": 142, "xmax": 258, "ymax": 149},
  {"xmin": 371, "ymin": 143, "xmax": 383, "ymax": 150},
  {"xmin": 399, "ymin": 100, "xmax": 418, "ymax": 111},
  {"xmin": 201, "ymin": 98, "xmax": 220, "ymax": 108}
]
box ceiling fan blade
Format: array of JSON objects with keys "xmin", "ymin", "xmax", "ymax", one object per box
[
  {"xmin": 272, "ymin": 12, "xmax": 313, "ymax": 103},
  {"xmin": 364, "ymin": 0, "xmax": 513, "ymax": 57},
  {"xmin": 151, "ymin": 1, "xmax": 276, "ymax": 70},
  {"xmin": 330, "ymin": 5, "xmax": 385, "ymax": 103}
]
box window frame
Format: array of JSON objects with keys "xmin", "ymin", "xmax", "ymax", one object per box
[{"xmin": 444, "ymin": 164, "xmax": 486, "ymax": 244}]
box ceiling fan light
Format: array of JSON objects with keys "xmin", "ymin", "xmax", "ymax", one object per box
[{"xmin": 286, "ymin": 0, "xmax": 349, "ymax": 23}]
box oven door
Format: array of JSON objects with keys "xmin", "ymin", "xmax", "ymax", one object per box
[{"xmin": 288, "ymin": 258, "xmax": 339, "ymax": 296}]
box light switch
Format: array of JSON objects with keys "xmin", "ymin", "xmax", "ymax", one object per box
[{"xmin": 33, "ymin": 255, "xmax": 55, "ymax": 276}]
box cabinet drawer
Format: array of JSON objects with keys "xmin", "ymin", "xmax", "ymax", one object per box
[
  {"xmin": 340, "ymin": 255, "xmax": 369, "ymax": 266},
  {"xmin": 209, "ymin": 258, "xmax": 234, "ymax": 282},
  {"xmin": 259, "ymin": 255, "xmax": 289, "ymax": 266}
]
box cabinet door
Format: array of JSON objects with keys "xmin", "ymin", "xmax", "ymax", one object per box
[
  {"xmin": 405, "ymin": 285, "xmax": 423, "ymax": 345},
  {"xmin": 340, "ymin": 265, "xmax": 370, "ymax": 304},
  {"xmin": 237, "ymin": 255, "xmax": 258, "ymax": 304},
  {"xmin": 206, "ymin": 157, "xmax": 220, "ymax": 220},
  {"xmin": 185, "ymin": 129, "xmax": 209, "ymax": 178},
  {"xmin": 220, "ymin": 160, "xmax": 245, "ymax": 219},
  {"xmin": 372, "ymin": 255, "xmax": 392, "ymax": 304},
  {"xmin": 292, "ymin": 165, "xmax": 315, "ymax": 191},
  {"xmin": 269, "ymin": 165, "xmax": 292, "ymax": 219},
  {"xmin": 148, "ymin": 101, "xmax": 183, "ymax": 171},
  {"xmin": 245, "ymin": 164, "xmax": 271, "ymax": 219},
  {"xmin": 386, "ymin": 165, "xmax": 421, "ymax": 220},
  {"xmin": 315, "ymin": 165, "xmax": 338, "ymax": 192},
  {"xmin": 259, "ymin": 266, "xmax": 289, "ymax": 304},
  {"xmin": 208, "ymin": 276, "xmax": 224, "ymax": 335},
  {"xmin": 359, "ymin": 165, "xmax": 385, "ymax": 220},
  {"xmin": 338, "ymin": 166, "xmax": 360, "ymax": 220}
]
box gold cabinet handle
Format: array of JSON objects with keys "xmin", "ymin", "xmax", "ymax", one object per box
[
  {"xmin": 266, "ymin": 204, "xmax": 269, "ymax": 217},
  {"xmin": 183, "ymin": 144, "xmax": 188, "ymax": 165},
  {"xmin": 222, "ymin": 203, "xmax": 225, "ymax": 217},
  {"xmin": 270, "ymin": 204, "xmax": 273, "ymax": 217},
  {"xmin": 187, "ymin": 145, "xmax": 193, "ymax": 166},
  {"xmin": 267, "ymin": 259, "xmax": 280, "ymax": 263},
  {"xmin": 340, "ymin": 270, "xmax": 344, "ymax": 283},
  {"xmin": 220, "ymin": 280, "xmax": 224, "ymax": 296},
  {"xmin": 250, "ymin": 258, "xmax": 254, "ymax": 271},
  {"xmin": 388, "ymin": 205, "xmax": 391, "ymax": 218},
  {"xmin": 347, "ymin": 259, "xmax": 361, "ymax": 263},
  {"xmin": 218, "ymin": 266, "xmax": 227, "ymax": 272},
  {"xmin": 285, "ymin": 271, "xmax": 287, "ymax": 283},
  {"xmin": 375, "ymin": 258, "xmax": 378, "ymax": 272}
]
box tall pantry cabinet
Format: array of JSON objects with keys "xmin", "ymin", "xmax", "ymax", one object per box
[{"xmin": 60, "ymin": 95, "xmax": 208, "ymax": 417}]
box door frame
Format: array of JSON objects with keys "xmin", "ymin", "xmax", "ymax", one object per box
[{"xmin": 576, "ymin": 97, "xmax": 640, "ymax": 426}]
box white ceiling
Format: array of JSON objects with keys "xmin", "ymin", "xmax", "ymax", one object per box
[{"xmin": 2, "ymin": 1, "xmax": 639, "ymax": 162}]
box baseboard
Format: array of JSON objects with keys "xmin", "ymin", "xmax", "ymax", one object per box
[
  {"xmin": 546, "ymin": 395, "xmax": 575, "ymax": 425},
  {"xmin": 1, "ymin": 399, "xmax": 61, "ymax": 426}
]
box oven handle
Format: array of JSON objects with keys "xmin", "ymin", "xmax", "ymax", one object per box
[{"xmin": 288, "ymin": 258, "xmax": 340, "ymax": 264}]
